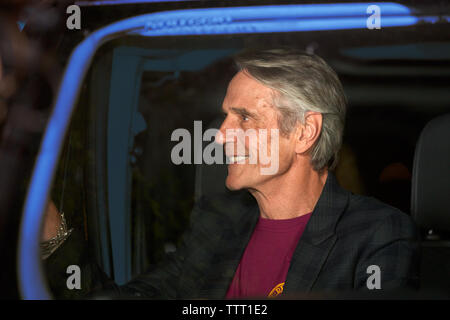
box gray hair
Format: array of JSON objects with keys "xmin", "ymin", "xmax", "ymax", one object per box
[{"xmin": 234, "ymin": 48, "xmax": 347, "ymax": 171}]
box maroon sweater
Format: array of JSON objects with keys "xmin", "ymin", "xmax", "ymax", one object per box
[{"xmin": 226, "ymin": 212, "xmax": 312, "ymax": 299}]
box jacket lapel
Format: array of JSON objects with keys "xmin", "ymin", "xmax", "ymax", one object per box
[
  {"xmin": 284, "ymin": 173, "xmax": 349, "ymax": 294},
  {"xmin": 198, "ymin": 173, "xmax": 349, "ymax": 298}
]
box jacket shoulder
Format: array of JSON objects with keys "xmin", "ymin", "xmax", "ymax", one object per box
[{"xmin": 337, "ymin": 193, "xmax": 417, "ymax": 239}]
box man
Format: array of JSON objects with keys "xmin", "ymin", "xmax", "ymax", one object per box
[{"xmin": 43, "ymin": 48, "xmax": 419, "ymax": 299}]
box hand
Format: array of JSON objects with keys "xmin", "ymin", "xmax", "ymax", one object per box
[{"xmin": 41, "ymin": 200, "xmax": 62, "ymax": 242}]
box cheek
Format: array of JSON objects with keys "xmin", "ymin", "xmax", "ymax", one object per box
[{"xmin": 276, "ymin": 138, "xmax": 294, "ymax": 163}]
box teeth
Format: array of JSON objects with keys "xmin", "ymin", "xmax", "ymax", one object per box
[{"xmin": 228, "ymin": 156, "xmax": 248, "ymax": 163}]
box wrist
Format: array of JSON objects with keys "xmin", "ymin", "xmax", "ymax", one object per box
[
  {"xmin": 42, "ymin": 201, "xmax": 62, "ymax": 241},
  {"xmin": 41, "ymin": 212, "xmax": 73, "ymax": 260}
]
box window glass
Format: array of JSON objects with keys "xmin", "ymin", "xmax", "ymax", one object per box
[{"xmin": 44, "ymin": 27, "xmax": 450, "ymax": 297}]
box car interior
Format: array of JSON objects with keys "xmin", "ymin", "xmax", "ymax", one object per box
[{"xmin": 6, "ymin": 1, "xmax": 449, "ymax": 299}]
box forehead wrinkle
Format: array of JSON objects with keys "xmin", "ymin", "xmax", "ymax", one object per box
[{"xmin": 223, "ymin": 71, "xmax": 276, "ymax": 119}]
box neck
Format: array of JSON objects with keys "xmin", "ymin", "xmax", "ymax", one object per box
[{"xmin": 249, "ymin": 166, "xmax": 328, "ymax": 220}]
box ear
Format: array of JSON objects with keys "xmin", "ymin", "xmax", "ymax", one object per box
[{"xmin": 294, "ymin": 112, "xmax": 323, "ymax": 154}]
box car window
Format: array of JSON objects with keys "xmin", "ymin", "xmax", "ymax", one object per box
[{"xmin": 39, "ymin": 14, "xmax": 450, "ymax": 298}]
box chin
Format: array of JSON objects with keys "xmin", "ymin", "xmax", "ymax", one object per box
[
  {"xmin": 225, "ymin": 176, "xmax": 245, "ymax": 191},
  {"xmin": 225, "ymin": 180, "xmax": 240, "ymax": 191}
]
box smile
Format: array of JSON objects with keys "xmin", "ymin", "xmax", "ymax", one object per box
[{"xmin": 228, "ymin": 155, "xmax": 249, "ymax": 163}]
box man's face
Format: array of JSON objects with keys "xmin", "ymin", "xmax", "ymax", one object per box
[{"xmin": 215, "ymin": 71, "xmax": 297, "ymax": 191}]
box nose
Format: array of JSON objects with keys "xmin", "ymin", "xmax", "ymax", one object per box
[
  {"xmin": 215, "ymin": 117, "xmax": 229, "ymax": 145},
  {"xmin": 215, "ymin": 129, "xmax": 225, "ymax": 145}
]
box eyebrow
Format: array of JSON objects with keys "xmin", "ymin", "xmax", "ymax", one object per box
[{"xmin": 228, "ymin": 107, "xmax": 259, "ymax": 120}]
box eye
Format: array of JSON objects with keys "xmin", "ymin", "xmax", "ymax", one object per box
[{"xmin": 241, "ymin": 115, "xmax": 249, "ymax": 122}]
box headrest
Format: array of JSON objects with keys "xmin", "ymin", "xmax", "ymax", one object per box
[{"xmin": 411, "ymin": 113, "xmax": 450, "ymax": 231}]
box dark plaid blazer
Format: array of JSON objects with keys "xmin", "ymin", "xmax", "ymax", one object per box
[{"xmin": 103, "ymin": 173, "xmax": 419, "ymax": 299}]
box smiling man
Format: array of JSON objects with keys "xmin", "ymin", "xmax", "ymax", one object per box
[
  {"xmin": 212, "ymin": 52, "xmax": 337, "ymax": 297},
  {"xmin": 113, "ymin": 48, "xmax": 418, "ymax": 299},
  {"xmin": 42, "ymin": 48, "xmax": 419, "ymax": 299},
  {"xmin": 216, "ymin": 67, "xmax": 329, "ymax": 219}
]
